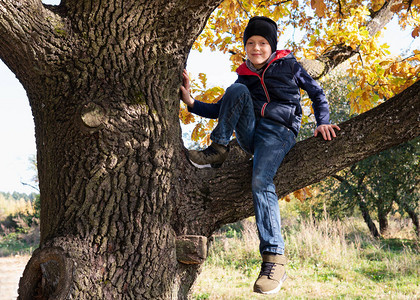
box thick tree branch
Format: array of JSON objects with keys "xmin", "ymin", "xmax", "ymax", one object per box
[
  {"xmin": 331, "ymin": 174, "xmax": 344, "ymax": 182},
  {"xmin": 0, "ymin": 0, "xmax": 42, "ymax": 71},
  {"xmin": 0, "ymin": 0, "xmax": 76, "ymax": 95},
  {"xmin": 182, "ymin": 79, "xmax": 420, "ymax": 236},
  {"xmin": 366, "ymin": 0, "xmax": 400, "ymax": 36},
  {"xmin": 300, "ymin": 0, "xmax": 401, "ymax": 79}
]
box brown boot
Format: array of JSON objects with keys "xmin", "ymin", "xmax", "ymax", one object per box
[
  {"xmin": 188, "ymin": 142, "xmax": 229, "ymax": 168},
  {"xmin": 253, "ymin": 253, "xmax": 287, "ymax": 294}
]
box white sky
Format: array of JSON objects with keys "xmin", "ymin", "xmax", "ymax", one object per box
[{"xmin": 0, "ymin": 2, "xmax": 419, "ymax": 193}]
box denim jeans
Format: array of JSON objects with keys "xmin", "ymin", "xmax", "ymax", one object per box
[{"xmin": 211, "ymin": 83, "xmax": 296, "ymax": 255}]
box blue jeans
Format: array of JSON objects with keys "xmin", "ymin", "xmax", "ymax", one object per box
[{"xmin": 211, "ymin": 83, "xmax": 296, "ymax": 255}]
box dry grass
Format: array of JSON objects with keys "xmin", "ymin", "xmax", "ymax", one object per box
[
  {"xmin": 0, "ymin": 195, "xmax": 34, "ymax": 221},
  {"xmin": 192, "ymin": 210, "xmax": 419, "ymax": 300}
]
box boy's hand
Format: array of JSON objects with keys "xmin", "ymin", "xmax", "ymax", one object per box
[
  {"xmin": 180, "ymin": 69, "xmax": 194, "ymax": 108},
  {"xmin": 314, "ymin": 124, "xmax": 340, "ymax": 141}
]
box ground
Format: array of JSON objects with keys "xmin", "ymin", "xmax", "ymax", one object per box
[{"xmin": 0, "ymin": 256, "xmax": 29, "ymax": 300}]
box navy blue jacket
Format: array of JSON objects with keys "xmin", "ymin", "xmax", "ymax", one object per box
[{"xmin": 189, "ymin": 50, "xmax": 330, "ymax": 136}]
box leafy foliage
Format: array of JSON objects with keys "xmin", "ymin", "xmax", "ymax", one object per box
[
  {"xmin": 0, "ymin": 192, "xmax": 40, "ymax": 256},
  {"xmin": 180, "ymin": 0, "xmax": 419, "ymax": 203},
  {"xmin": 181, "ymin": 0, "xmax": 420, "ymax": 139},
  {"xmin": 0, "ymin": 193, "xmax": 40, "ymax": 230},
  {"xmin": 179, "ymin": 72, "xmax": 225, "ymax": 147},
  {"xmin": 315, "ymin": 138, "xmax": 419, "ymax": 218},
  {"xmin": 299, "ymin": 71, "xmax": 419, "ymax": 235}
]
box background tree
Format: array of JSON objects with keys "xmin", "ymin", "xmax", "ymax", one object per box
[
  {"xmin": 299, "ymin": 72, "xmax": 419, "ymax": 238},
  {"xmin": 0, "ymin": 0, "xmax": 419, "ymax": 299},
  {"xmin": 326, "ymin": 139, "xmax": 419, "ymax": 237}
]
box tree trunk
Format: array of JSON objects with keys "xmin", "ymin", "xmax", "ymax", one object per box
[
  {"xmin": 377, "ymin": 197, "xmax": 394, "ymax": 235},
  {"xmin": 1, "ymin": 1, "xmax": 223, "ymax": 299},
  {"xmin": 0, "ymin": 1, "xmax": 419, "ymax": 299},
  {"xmin": 406, "ymin": 208, "xmax": 420, "ymax": 238},
  {"xmin": 395, "ymin": 197, "xmax": 420, "ymax": 238},
  {"xmin": 332, "ymin": 175, "xmax": 381, "ymax": 238},
  {"xmin": 377, "ymin": 203, "xmax": 390, "ymax": 235},
  {"xmin": 358, "ymin": 194, "xmax": 381, "ymax": 238}
]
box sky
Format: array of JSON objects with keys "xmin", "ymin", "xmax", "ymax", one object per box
[{"xmin": 0, "ymin": 2, "xmax": 419, "ymax": 194}]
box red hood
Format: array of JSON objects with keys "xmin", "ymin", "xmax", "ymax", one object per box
[{"xmin": 236, "ymin": 50, "xmax": 291, "ymax": 76}]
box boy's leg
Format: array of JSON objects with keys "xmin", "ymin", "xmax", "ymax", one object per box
[
  {"xmin": 189, "ymin": 83, "xmax": 255, "ymax": 168},
  {"xmin": 251, "ymin": 118, "xmax": 296, "ymax": 294},
  {"xmin": 210, "ymin": 83, "xmax": 255, "ymax": 152},
  {"xmin": 252, "ymin": 119, "xmax": 295, "ymax": 254}
]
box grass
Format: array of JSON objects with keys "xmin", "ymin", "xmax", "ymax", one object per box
[
  {"xmin": 0, "ymin": 193, "xmax": 40, "ymax": 256},
  {"xmin": 0, "ymin": 225, "xmax": 39, "ymax": 256},
  {"xmin": 191, "ymin": 204, "xmax": 419, "ymax": 299},
  {"xmin": 1, "ymin": 195, "xmax": 418, "ymax": 298}
]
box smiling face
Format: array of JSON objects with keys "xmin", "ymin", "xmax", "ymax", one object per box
[{"xmin": 245, "ymin": 35, "xmax": 272, "ymax": 69}]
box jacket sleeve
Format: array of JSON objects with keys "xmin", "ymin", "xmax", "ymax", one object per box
[
  {"xmin": 293, "ymin": 61, "xmax": 330, "ymax": 126},
  {"xmin": 188, "ymin": 99, "xmax": 222, "ymax": 119}
]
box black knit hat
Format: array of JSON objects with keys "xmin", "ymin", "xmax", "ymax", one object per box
[{"xmin": 243, "ymin": 16, "xmax": 278, "ymax": 53}]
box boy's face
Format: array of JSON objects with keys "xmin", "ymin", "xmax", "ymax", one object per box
[{"xmin": 245, "ymin": 35, "xmax": 272, "ymax": 69}]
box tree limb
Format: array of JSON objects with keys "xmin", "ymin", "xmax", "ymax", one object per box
[
  {"xmin": 300, "ymin": 0, "xmax": 401, "ymax": 79},
  {"xmin": 182, "ymin": 79, "xmax": 420, "ymax": 235},
  {"xmin": 331, "ymin": 174, "xmax": 344, "ymax": 182},
  {"xmin": 0, "ymin": 0, "xmax": 41, "ymax": 69},
  {"xmin": 0, "ymin": 0, "xmax": 74, "ymax": 89}
]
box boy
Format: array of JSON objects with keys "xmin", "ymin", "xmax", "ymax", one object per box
[{"xmin": 180, "ymin": 16, "xmax": 339, "ymax": 294}]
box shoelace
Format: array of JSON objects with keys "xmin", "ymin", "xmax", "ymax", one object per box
[{"xmin": 259, "ymin": 262, "xmax": 275, "ymax": 277}]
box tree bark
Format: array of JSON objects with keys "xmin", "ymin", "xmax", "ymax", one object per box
[
  {"xmin": 0, "ymin": 0, "xmax": 418, "ymax": 299},
  {"xmin": 358, "ymin": 194, "xmax": 381, "ymax": 238},
  {"xmin": 332, "ymin": 175, "xmax": 381, "ymax": 238},
  {"xmin": 406, "ymin": 208, "xmax": 420, "ymax": 238},
  {"xmin": 1, "ymin": 1, "xmax": 223, "ymax": 299},
  {"xmin": 395, "ymin": 197, "xmax": 420, "ymax": 238},
  {"xmin": 377, "ymin": 201, "xmax": 390, "ymax": 235}
]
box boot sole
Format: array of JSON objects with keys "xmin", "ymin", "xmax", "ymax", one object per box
[
  {"xmin": 189, "ymin": 160, "xmax": 222, "ymax": 169},
  {"xmin": 254, "ymin": 273, "xmax": 287, "ymax": 295}
]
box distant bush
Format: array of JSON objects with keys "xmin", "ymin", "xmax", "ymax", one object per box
[{"xmin": 0, "ymin": 192, "xmax": 40, "ymax": 256}]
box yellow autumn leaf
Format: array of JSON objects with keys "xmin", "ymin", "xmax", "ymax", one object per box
[
  {"xmin": 412, "ymin": 26, "xmax": 420, "ymax": 38},
  {"xmin": 179, "ymin": 107, "xmax": 195, "ymax": 125},
  {"xmin": 183, "ymin": 0, "xmax": 420, "ymax": 204}
]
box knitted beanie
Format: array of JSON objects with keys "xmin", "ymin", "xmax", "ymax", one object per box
[{"xmin": 243, "ymin": 16, "xmax": 278, "ymax": 53}]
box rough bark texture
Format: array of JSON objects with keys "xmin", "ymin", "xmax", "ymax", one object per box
[
  {"xmin": 1, "ymin": 0, "xmax": 223, "ymax": 298},
  {"xmin": 0, "ymin": 0, "xmax": 418, "ymax": 299}
]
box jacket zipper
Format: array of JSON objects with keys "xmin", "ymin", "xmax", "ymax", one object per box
[
  {"xmin": 260, "ymin": 65, "xmax": 271, "ymax": 117},
  {"xmin": 237, "ymin": 50, "xmax": 291, "ymax": 118}
]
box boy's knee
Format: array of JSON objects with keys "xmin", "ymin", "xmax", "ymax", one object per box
[
  {"xmin": 252, "ymin": 173, "xmax": 267, "ymax": 192},
  {"xmin": 226, "ymin": 83, "xmax": 249, "ymax": 96},
  {"xmin": 252, "ymin": 168, "xmax": 277, "ymax": 193}
]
